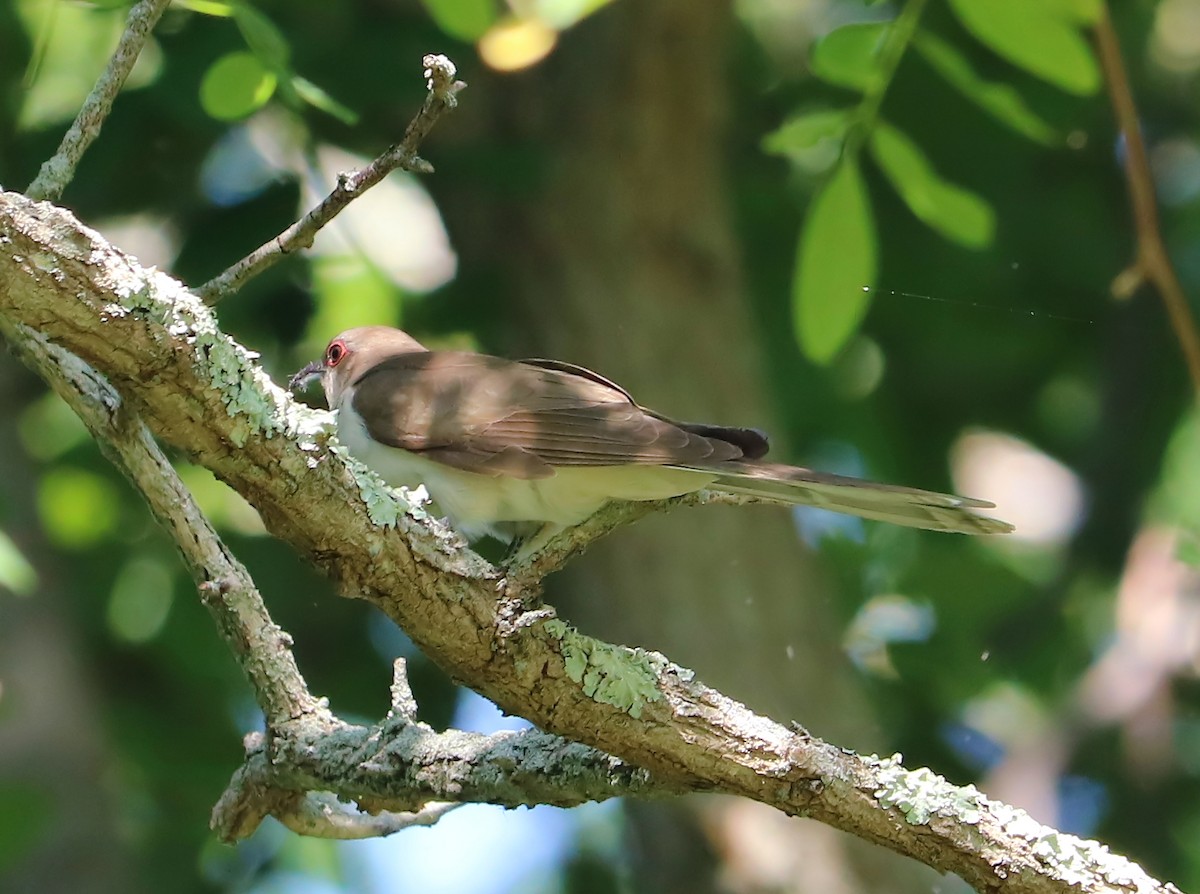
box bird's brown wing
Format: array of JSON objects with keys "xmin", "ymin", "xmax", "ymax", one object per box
[{"xmin": 350, "ymin": 352, "xmax": 747, "ymax": 478}]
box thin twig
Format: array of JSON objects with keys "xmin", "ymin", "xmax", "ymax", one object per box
[
  {"xmin": 502, "ymin": 491, "xmax": 755, "ymax": 591},
  {"xmin": 846, "ymin": 0, "xmax": 929, "ymax": 155},
  {"xmin": 2, "ymin": 323, "xmax": 321, "ymax": 727},
  {"xmin": 196, "ymin": 54, "xmax": 466, "ymax": 303},
  {"xmin": 1095, "ymin": 4, "xmax": 1200, "ymax": 396},
  {"xmin": 26, "ymin": 0, "xmax": 171, "ymax": 201}
]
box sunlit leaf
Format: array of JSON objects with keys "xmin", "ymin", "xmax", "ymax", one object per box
[
  {"xmin": 232, "ymin": 3, "xmax": 290, "ymax": 69},
  {"xmin": 0, "ymin": 530, "xmax": 37, "ymax": 597},
  {"xmin": 1149, "ymin": 407, "xmax": 1200, "ymax": 532},
  {"xmin": 532, "ymin": 0, "xmax": 614, "ymax": 29},
  {"xmin": 107, "ymin": 556, "xmax": 174, "ymax": 644},
  {"xmin": 1178, "ymin": 534, "xmax": 1200, "ymax": 570},
  {"xmin": 18, "ymin": 2, "xmax": 128, "ymax": 129},
  {"xmin": 292, "ymin": 76, "xmax": 359, "ymax": 125},
  {"xmin": 478, "ymin": 17, "xmax": 558, "ymax": 71},
  {"xmin": 811, "ymin": 21, "xmax": 888, "ymax": 91},
  {"xmin": 1041, "ymin": 0, "xmax": 1102, "ymax": 24},
  {"xmin": 914, "ymin": 31, "xmax": 1058, "ymax": 146},
  {"xmin": 307, "ymin": 257, "xmax": 404, "ymax": 350},
  {"xmin": 171, "ymin": 0, "xmax": 235, "ymax": 15},
  {"xmin": 869, "ymin": 121, "xmax": 995, "ymax": 248},
  {"xmin": 18, "ymin": 392, "xmax": 89, "ymax": 461},
  {"xmin": 762, "ymin": 109, "xmax": 849, "ymax": 158},
  {"xmin": 176, "ymin": 465, "xmax": 267, "ymax": 536},
  {"xmin": 36, "ymin": 467, "xmax": 120, "ymax": 549},
  {"xmin": 200, "ymin": 51, "xmax": 277, "ymax": 121},
  {"xmin": 947, "ymin": 0, "xmax": 1099, "ymax": 95},
  {"xmin": 419, "ymin": 0, "xmax": 496, "ymax": 41},
  {"xmin": 794, "ymin": 160, "xmax": 878, "ymax": 364}
]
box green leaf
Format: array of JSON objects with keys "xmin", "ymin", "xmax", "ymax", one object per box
[
  {"xmin": 1177, "ymin": 533, "xmax": 1200, "ymax": 570},
  {"xmin": 794, "ymin": 160, "xmax": 878, "ymax": 364},
  {"xmin": 292, "ymin": 76, "xmax": 359, "ymax": 125},
  {"xmin": 232, "ymin": 3, "xmax": 290, "ymax": 70},
  {"xmin": 107, "ymin": 556, "xmax": 175, "ymax": 643},
  {"xmin": 0, "ymin": 784, "xmax": 53, "ymax": 871},
  {"xmin": 811, "ymin": 21, "xmax": 888, "ymax": 91},
  {"xmin": 171, "ymin": 0, "xmax": 235, "ymax": 15},
  {"xmin": 914, "ymin": 31, "xmax": 1058, "ymax": 146},
  {"xmin": 947, "ymin": 0, "xmax": 1099, "ymax": 95},
  {"xmin": 762, "ymin": 108, "xmax": 849, "ymax": 158},
  {"xmin": 1042, "ymin": 0, "xmax": 1102, "ymax": 24},
  {"xmin": 18, "ymin": 392, "xmax": 89, "ymax": 461},
  {"xmin": 307, "ymin": 257, "xmax": 404, "ymax": 347},
  {"xmin": 199, "ymin": 51, "xmax": 277, "ymax": 121},
  {"xmin": 869, "ymin": 121, "xmax": 995, "ymax": 248},
  {"xmin": 36, "ymin": 467, "xmax": 120, "ymax": 549},
  {"xmin": 0, "ymin": 530, "xmax": 37, "ymax": 597},
  {"xmin": 419, "ymin": 0, "xmax": 497, "ymax": 42},
  {"xmin": 533, "ymin": 0, "xmax": 614, "ymax": 29}
]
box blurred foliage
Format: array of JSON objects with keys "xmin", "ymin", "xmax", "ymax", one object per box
[{"xmin": 1, "ymin": 0, "xmax": 1199, "ymax": 893}]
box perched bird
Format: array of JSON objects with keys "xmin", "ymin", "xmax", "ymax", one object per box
[{"xmin": 290, "ymin": 326, "xmax": 1012, "ymax": 545}]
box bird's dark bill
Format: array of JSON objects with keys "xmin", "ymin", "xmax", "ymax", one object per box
[{"xmin": 288, "ymin": 360, "xmax": 323, "ymax": 393}]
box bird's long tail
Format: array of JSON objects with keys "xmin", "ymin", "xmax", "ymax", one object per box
[{"xmin": 687, "ymin": 461, "xmax": 1013, "ymax": 535}]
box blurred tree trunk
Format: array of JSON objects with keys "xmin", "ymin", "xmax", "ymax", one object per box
[
  {"xmin": 0, "ymin": 357, "xmax": 134, "ymax": 894},
  {"xmin": 438, "ymin": 2, "xmax": 940, "ymax": 891}
]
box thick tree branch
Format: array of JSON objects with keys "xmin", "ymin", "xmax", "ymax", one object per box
[
  {"xmin": 25, "ymin": 0, "xmax": 171, "ymax": 202},
  {"xmin": 196, "ymin": 54, "xmax": 466, "ymax": 303},
  {"xmin": 0, "ymin": 191, "xmax": 1180, "ymax": 894},
  {"xmin": 1095, "ymin": 4, "xmax": 1200, "ymax": 396},
  {"xmin": 1, "ymin": 258, "xmax": 673, "ymax": 839}
]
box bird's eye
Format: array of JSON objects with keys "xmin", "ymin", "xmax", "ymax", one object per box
[{"xmin": 326, "ymin": 341, "xmax": 347, "ymax": 367}]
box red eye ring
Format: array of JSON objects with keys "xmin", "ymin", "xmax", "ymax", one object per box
[{"xmin": 326, "ymin": 340, "xmax": 347, "ymax": 367}]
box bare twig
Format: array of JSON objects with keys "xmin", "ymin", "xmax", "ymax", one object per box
[
  {"xmin": 1095, "ymin": 4, "xmax": 1200, "ymax": 396},
  {"xmin": 196, "ymin": 54, "xmax": 466, "ymax": 303},
  {"xmin": 26, "ymin": 0, "xmax": 171, "ymax": 201},
  {"xmin": 1, "ymin": 323, "xmax": 321, "ymax": 727},
  {"xmin": 846, "ymin": 0, "xmax": 929, "ymax": 154},
  {"xmin": 502, "ymin": 490, "xmax": 755, "ymax": 591}
]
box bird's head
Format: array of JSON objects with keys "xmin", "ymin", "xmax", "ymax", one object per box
[{"xmin": 288, "ymin": 326, "xmax": 427, "ymax": 408}]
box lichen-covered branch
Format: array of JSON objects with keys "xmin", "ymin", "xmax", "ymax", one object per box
[
  {"xmin": 196, "ymin": 54, "xmax": 466, "ymax": 303},
  {"xmin": 0, "ymin": 191, "xmax": 1180, "ymax": 894},
  {"xmin": 211, "ymin": 674, "xmax": 680, "ymax": 843},
  {"xmin": 25, "ymin": 0, "xmax": 171, "ymax": 202}
]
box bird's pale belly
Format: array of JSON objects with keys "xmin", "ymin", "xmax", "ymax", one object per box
[{"xmin": 336, "ymin": 406, "xmax": 713, "ymax": 539}]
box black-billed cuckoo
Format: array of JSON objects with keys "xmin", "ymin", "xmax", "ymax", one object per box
[{"xmin": 290, "ymin": 327, "xmax": 1013, "ymax": 544}]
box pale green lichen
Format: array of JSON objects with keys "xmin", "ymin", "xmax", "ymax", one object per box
[
  {"xmin": 109, "ymin": 266, "xmax": 291, "ymax": 444},
  {"xmin": 544, "ymin": 620, "xmax": 662, "ymax": 719},
  {"xmin": 872, "ymin": 755, "xmax": 985, "ymax": 825},
  {"xmin": 328, "ymin": 442, "xmax": 432, "ymax": 529},
  {"xmin": 103, "ymin": 263, "xmax": 439, "ymax": 531},
  {"xmin": 990, "ymin": 801, "xmax": 1169, "ymax": 891},
  {"xmin": 870, "ymin": 756, "xmax": 1173, "ymax": 891}
]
